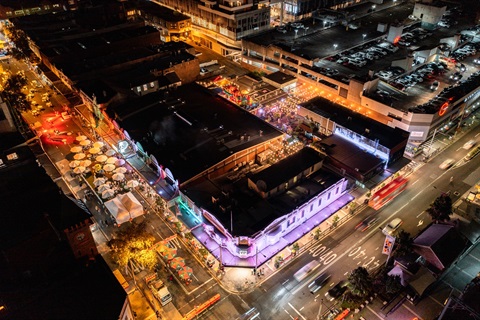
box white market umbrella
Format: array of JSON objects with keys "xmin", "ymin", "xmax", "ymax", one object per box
[
  {"xmin": 105, "ymin": 149, "xmax": 116, "ymax": 156},
  {"xmin": 80, "ymin": 159, "xmax": 92, "ymax": 167},
  {"xmin": 76, "ymin": 135, "xmax": 87, "ymax": 142},
  {"xmin": 70, "ymin": 146, "xmax": 83, "ymax": 153},
  {"xmin": 115, "ymin": 159, "xmax": 126, "ymax": 166},
  {"xmin": 98, "ymin": 184, "xmax": 111, "ymax": 193},
  {"xmin": 93, "ymin": 141, "xmax": 105, "ymax": 148},
  {"xmin": 89, "ymin": 147, "xmax": 101, "ymax": 154},
  {"xmin": 114, "ymin": 167, "xmax": 127, "ymax": 174},
  {"xmin": 69, "ymin": 160, "xmax": 81, "ymax": 168},
  {"xmin": 126, "ymin": 180, "xmax": 139, "ymax": 188},
  {"xmin": 93, "ymin": 177, "xmax": 107, "ymax": 187},
  {"xmin": 73, "ymin": 166, "xmax": 86, "ymax": 174},
  {"xmin": 73, "ymin": 153, "xmax": 86, "ymax": 160},
  {"xmin": 102, "ymin": 189, "xmax": 115, "ymax": 199},
  {"xmin": 106, "ymin": 157, "xmax": 118, "ymax": 164},
  {"xmin": 96, "ymin": 155, "xmax": 108, "ymax": 163},
  {"xmin": 112, "ymin": 172, "xmax": 125, "ymax": 181},
  {"xmin": 80, "ymin": 139, "xmax": 91, "ymax": 146},
  {"xmin": 103, "ymin": 164, "xmax": 116, "ymax": 172}
]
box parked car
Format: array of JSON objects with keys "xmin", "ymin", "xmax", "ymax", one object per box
[
  {"xmin": 430, "ymin": 81, "xmax": 439, "ymax": 91},
  {"xmin": 325, "ymin": 280, "xmax": 349, "ymax": 301},
  {"xmin": 450, "ymin": 72, "xmax": 463, "ymax": 81},
  {"xmin": 308, "ymin": 273, "xmax": 331, "ymax": 294},
  {"xmin": 382, "ymin": 218, "xmax": 403, "ymax": 236}
]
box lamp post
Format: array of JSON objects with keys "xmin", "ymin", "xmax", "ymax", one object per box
[
  {"xmin": 362, "ymin": 33, "xmax": 367, "ymax": 41},
  {"xmin": 333, "ymin": 44, "xmax": 338, "ymax": 52}
]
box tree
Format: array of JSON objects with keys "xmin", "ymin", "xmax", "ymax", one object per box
[
  {"xmin": 348, "ymin": 267, "xmax": 373, "ymax": 298},
  {"xmin": 385, "ymin": 275, "xmax": 403, "ymax": 295},
  {"xmin": 1, "ymin": 73, "xmax": 29, "ymax": 112},
  {"xmin": 107, "ymin": 221, "xmax": 157, "ymax": 271},
  {"xmin": 4, "ymin": 24, "xmax": 33, "ymax": 60},
  {"xmin": 393, "ymin": 230, "xmax": 413, "ymax": 258},
  {"xmin": 426, "ymin": 193, "xmax": 453, "ymax": 222}
]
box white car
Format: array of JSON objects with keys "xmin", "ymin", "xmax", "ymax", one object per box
[
  {"xmin": 382, "ymin": 218, "xmax": 403, "ymax": 236},
  {"xmin": 463, "ymin": 140, "xmax": 476, "ymax": 150},
  {"xmin": 439, "ymin": 158, "xmax": 455, "ymax": 170}
]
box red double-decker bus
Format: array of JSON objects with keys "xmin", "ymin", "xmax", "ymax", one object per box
[{"xmin": 368, "ymin": 177, "xmax": 408, "ymax": 210}]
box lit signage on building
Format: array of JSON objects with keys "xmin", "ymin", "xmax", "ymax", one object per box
[{"xmin": 438, "ymin": 101, "xmax": 449, "ymax": 116}]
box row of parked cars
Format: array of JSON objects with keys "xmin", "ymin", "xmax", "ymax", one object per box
[
  {"xmin": 411, "ymin": 70, "xmax": 480, "ymax": 114},
  {"xmin": 389, "ymin": 61, "xmax": 447, "ymax": 91},
  {"xmin": 397, "ymin": 28, "xmax": 432, "ymax": 47},
  {"xmin": 450, "ymin": 44, "xmax": 478, "ymax": 61},
  {"xmin": 333, "ymin": 41, "xmax": 398, "ymax": 68}
]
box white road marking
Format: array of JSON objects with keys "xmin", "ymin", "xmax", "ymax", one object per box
[
  {"xmin": 401, "ymin": 303, "xmax": 424, "ymax": 320},
  {"xmin": 366, "ymin": 305, "xmax": 385, "ymax": 319},
  {"xmin": 411, "ymin": 179, "xmax": 419, "ymax": 185},
  {"xmin": 468, "ymin": 253, "xmax": 480, "ymax": 263},
  {"xmin": 288, "ymin": 303, "xmax": 307, "ymax": 320},
  {"xmin": 428, "ymin": 295, "xmax": 444, "ymax": 306}
]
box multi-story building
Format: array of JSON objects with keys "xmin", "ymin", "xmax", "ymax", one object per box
[
  {"xmin": 150, "ymin": 0, "xmax": 271, "ymax": 55},
  {"xmin": 107, "ymin": 82, "xmax": 352, "ymax": 267},
  {"xmin": 240, "ymin": 13, "xmax": 480, "ymax": 157},
  {"xmin": 134, "ymin": 1, "xmax": 192, "ymax": 42}
]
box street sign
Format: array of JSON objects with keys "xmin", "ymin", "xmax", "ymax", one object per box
[{"xmin": 382, "ymin": 235, "xmax": 395, "ymax": 255}]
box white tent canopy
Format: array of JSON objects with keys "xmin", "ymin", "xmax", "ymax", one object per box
[{"xmin": 104, "ymin": 192, "xmax": 144, "ymax": 225}]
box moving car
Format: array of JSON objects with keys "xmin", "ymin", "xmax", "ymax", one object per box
[
  {"xmin": 308, "ymin": 273, "xmax": 331, "ymax": 294},
  {"xmin": 465, "ymin": 146, "xmax": 480, "ymax": 161},
  {"xmin": 439, "ymin": 158, "xmax": 455, "ymax": 170},
  {"xmin": 430, "ymin": 81, "xmax": 439, "ymax": 91},
  {"xmin": 355, "ymin": 215, "xmax": 379, "ymax": 232},
  {"xmin": 325, "ymin": 280, "xmax": 348, "ymax": 301},
  {"xmin": 463, "ymin": 140, "xmax": 476, "ymax": 150},
  {"xmin": 382, "ymin": 218, "xmax": 403, "ymax": 236}
]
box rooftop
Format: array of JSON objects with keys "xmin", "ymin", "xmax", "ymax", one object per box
[
  {"xmin": 0, "ymin": 131, "xmax": 126, "ymax": 319},
  {"xmin": 320, "ymin": 135, "xmax": 385, "ymax": 175},
  {"xmin": 108, "ymin": 82, "xmax": 284, "ymax": 184},
  {"xmin": 301, "ymin": 96, "xmax": 410, "ymax": 149},
  {"xmin": 249, "ymin": 147, "xmax": 325, "ymax": 189},
  {"xmin": 263, "ymin": 71, "xmax": 297, "ymax": 86},
  {"xmin": 136, "ymin": 1, "xmax": 191, "ymax": 22},
  {"xmin": 183, "ymin": 158, "xmax": 342, "ymax": 237}
]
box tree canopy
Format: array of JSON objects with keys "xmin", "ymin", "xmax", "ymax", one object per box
[
  {"xmin": 393, "ymin": 230, "xmax": 414, "ymax": 258},
  {"xmin": 348, "ymin": 267, "xmax": 373, "ymax": 298},
  {"xmin": 107, "ymin": 221, "xmax": 157, "ymax": 270},
  {"xmin": 426, "ymin": 193, "xmax": 453, "ymax": 222},
  {"xmin": 1, "ymin": 73, "xmax": 29, "ymax": 112},
  {"xmin": 4, "ymin": 24, "xmax": 33, "ymax": 60}
]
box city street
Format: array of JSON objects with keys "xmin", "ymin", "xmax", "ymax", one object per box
[{"xmin": 2, "ymin": 8, "xmax": 480, "ymax": 318}]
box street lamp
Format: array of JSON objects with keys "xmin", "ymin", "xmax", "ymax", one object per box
[
  {"xmin": 362, "ymin": 34, "xmax": 367, "ymax": 41},
  {"xmin": 333, "ymin": 44, "xmax": 338, "ymax": 51}
]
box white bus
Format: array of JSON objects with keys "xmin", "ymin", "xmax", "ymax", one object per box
[{"xmin": 293, "ymin": 260, "xmax": 319, "ymax": 282}]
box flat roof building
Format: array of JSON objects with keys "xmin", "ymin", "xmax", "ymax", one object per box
[{"xmin": 299, "ymin": 96, "xmax": 410, "ymax": 166}]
